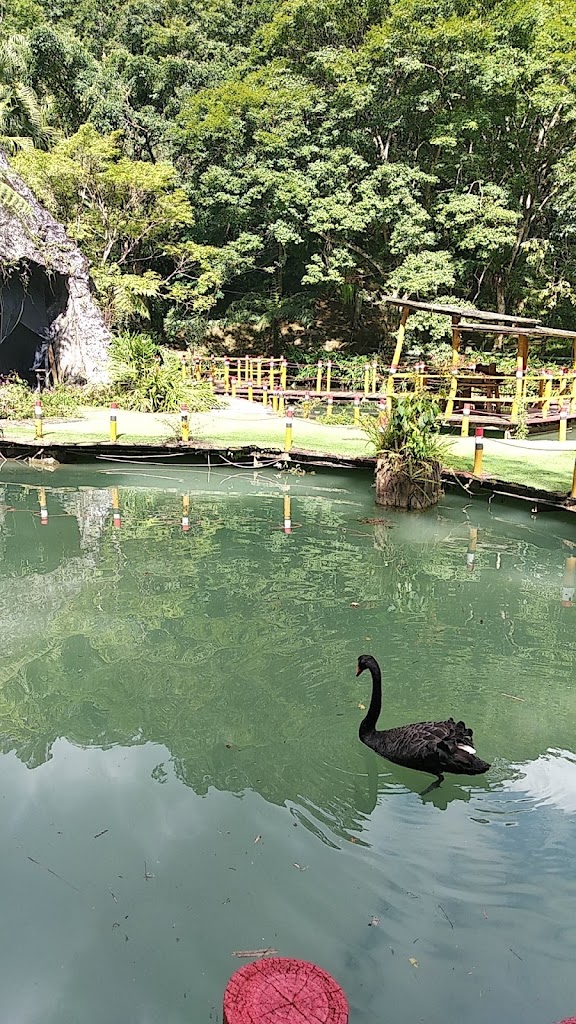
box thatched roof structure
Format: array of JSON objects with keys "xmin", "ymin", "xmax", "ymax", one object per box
[{"xmin": 0, "ymin": 151, "xmax": 110, "ymax": 384}]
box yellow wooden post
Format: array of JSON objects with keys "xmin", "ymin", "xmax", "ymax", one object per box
[
  {"xmin": 247, "ymin": 381, "xmax": 254, "ymax": 402},
  {"xmin": 363, "ymin": 363, "xmax": 370, "ymax": 395},
  {"xmin": 244, "ymin": 355, "xmax": 249, "ymax": 381},
  {"xmin": 353, "ymin": 393, "xmax": 361, "ymax": 425},
  {"xmin": 195, "ymin": 360, "xmax": 202, "ymax": 381},
  {"xmin": 444, "ymin": 316, "xmax": 461, "ymax": 419},
  {"xmin": 371, "ymin": 358, "xmax": 378, "ymax": 393},
  {"xmin": 325, "ymin": 360, "xmax": 332, "ymax": 395},
  {"xmin": 109, "ymin": 403, "xmax": 117, "ymax": 443},
  {"xmin": 181, "ymin": 353, "xmax": 187, "ymax": 380},
  {"xmin": 269, "ymin": 358, "xmax": 275, "ymax": 391},
  {"xmin": 473, "ymin": 427, "xmax": 484, "ymax": 476},
  {"xmin": 559, "ymin": 367, "xmax": 569, "ymax": 397},
  {"xmin": 231, "ymin": 377, "xmax": 237, "ymax": 399},
  {"xmin": 386, "ymin": 304, "xmax": 410, "ymax": 409},
  {"xmin": 278, "ymin": 391, "xmax": 285, "ymax": 416},
  {"xmin": 316, "ymin": 360, "xmax": 323, "ymax": 393},
  {"xmin": 34, "ymin": 398, "xmax": 43, "ymax": 439},
  {"xmin": 272, "ymin": 389, "xmax": 278, "ymax": 413},
  {"xmin": 181, "ymin": 404, "xmax": 190, "ymax": 442},
  {"xmin": 284, "ymin": 407, "xmax": 293, "ymax": 451},
  {"xmin": 572, "ymin": 458, "xmax": 576, "ymax": 499},
  {"xmin": 461, "ymin": 402, "xmax": 471, "ymax": 437},
  {"xmin": 303, "ymin": 391, "xmax": 311, "ymax": 417},
  {"xmin": 223, "ymin": 358, "xmax": 230, "ymax": 393},
  {"xmin": 256, "ymin": 357, "xmax": 263, "ymax": 387},
  {"xmin": 236, "ymin": 358, "xmax": 242, "ymax": 384},
  {"xmin": 262, "ymin": 385, "xmax": 268, "ymax": 407},
  {"xmin": 559, "ymin": 401, "xmax": 568, "ymax": 442},
  {"xmin": 510, "ymin": 334, "xmax": 526, "ymax": 423},
  {"xmin": 542, "ymin": 371, "xmax": 553, "ymax": 418},
  {"xmin": 570, "ymin": 371, "xmax": 576, "ymax": 414},
  {"xmin": 280, "ymin": 358, "xmax": 287, "ymax": 391}
]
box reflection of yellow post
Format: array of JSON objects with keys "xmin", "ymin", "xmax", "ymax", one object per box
[
  {"xmin": 256, "ymin": 357, "xmax": 263, "ymax": 387},
  {"xmin": 559, "ymin": 368, "xmax": 568, "ymax": 397},
  {"xmin": 283, "ymin": 492, "xmax": 292, "ymax": 534},
  {"xmin": 38, "ymin": 486, "xmax": 48, "ymax": 526},
  {"xmin": 180, "ymin": 404, "xmax": 189, "ymax": 442},
  {"xmin": 278, "ymin": 391, "xmax": 285, "ymax": 416},
  {"xmin": 281, "ymin": 358, "xmax": 287, "ymax": 391},
  {"xmin": 561, "ymin": 555, "xmax": 576, "ymax": 606},
  {"xmin": 466, "ymin": 527, "xmax": 478, "ymax": 572},
  {"xmin": 34, "ymin": 398, "xmax": 43, "ymax": 439},
  {"xmin": 182, "ymin": 494, "xmax": 190, "ymax": 533},
  {"xmin": 364, "ymin": 363, "xmax": 370, "ymax": 395},
  {"xmin": 112, "ymin": 486, "xmax": 121, "ymax": 529},
  {"xmin": 353, "ymin": 393, "xmax": 361, "ymax": 425},
  {"xmin": 284, "ymin": 408, "xmax": 293, "ymax": 450},
  {"xmin": 326, "ymin": 360, "xmax": 332, "ymax": 395},
  {"xmin": 461, "ymin": 402, "xmax": 471, "ymax": 437},
  {"xmin": 326, "ymin": 393, "xmax": 333, "ymax": 417},
  {"xmin": 236, "ymin": 358, "xmax": 242, "ymax": 384},
  {"xmin": 303, "ymin": 392, "xmax": 311, "ymax": 418},
  {"xmin": 316, "ymin": 360, "xmax": 323, "ymax": 393},
  {"xmin": 473, "ymin": 427, "xmax": 484, "ymax": 476},
  {"xmin": 571, "ymin": 457, "xmax": 576, "ymax": 499},
  {"xmin": 559, "ymin": 402, "xmax": 568, "ymax": 442},
  {"xmin": 269, "ymin": 358, "xmax": 275, "ymax": 391},
  {"xmin": 223, "ymin": 358, "xmax": 230, "ymax": 393},
  {"xmin": 181, "ymin": 353, "xmax": 187, "ymax": 380},
  {"xmin": 248, "ymin": 381, "xmax": 253, "ymax": 402},
  {"xmin": 272, "ymin": 390, "xmax": 278, "ymax": 414},
  {"xmin": 262, "ymin": 385, "xmax": 268, "ymax": 408},
  {"xmin": 195, "ymin": 360, "xmax": 202, "ymax": 381},
  {"xmin": 378, "ymin": 398, "xmax": 387, "ymax": 426},
  {"xmin": 109, "ymin": 403, "xmax": 117, "ymax": 443},
  {"xmin": 231, "ymin": 377, "xmax": 237, "ymax": 399},
  {"xmin": 244, "ymin": 355, "xmax": 249, "ymax": 381}
]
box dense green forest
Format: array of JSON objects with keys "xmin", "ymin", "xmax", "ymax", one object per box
[{"xmin": 2, "ymin": 0, "xmax": 576, "ymax": 355}]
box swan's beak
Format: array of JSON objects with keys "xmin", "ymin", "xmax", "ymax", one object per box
[{"xmin": 355, "ymin": 665, "xmax": 362, "ymax": 676}]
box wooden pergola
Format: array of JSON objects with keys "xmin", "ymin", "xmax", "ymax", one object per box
[{"xmin": 381, "ymin": 297, "xmax": 576, "ymax": 430}]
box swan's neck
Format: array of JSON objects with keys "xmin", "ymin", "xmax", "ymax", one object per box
[{"xmin": 360, "ymin": 662, "xmax": 382, "ymax": 736}]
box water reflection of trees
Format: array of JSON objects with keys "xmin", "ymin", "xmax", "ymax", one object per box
[{"xmin": 0, "ymin": 479, "xmax": 574, "ymax": 842}]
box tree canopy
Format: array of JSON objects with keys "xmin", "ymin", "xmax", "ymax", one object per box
[{"xmin": 4, "ymin": 0, "xmax": 576, "ymax": 351}]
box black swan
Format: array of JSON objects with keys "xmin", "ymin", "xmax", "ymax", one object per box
[{"xmin": 356, "ymin": 654, "xmax": 490, "ymax": 792}]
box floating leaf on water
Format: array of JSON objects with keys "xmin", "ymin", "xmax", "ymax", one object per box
[
  {"xmin": 358, "ymin": 703, "xmax": 366, "ymax": 710},
  {"xmin": 409, "ymin": 957, "xmax": 419, "ymax": 968},
  {"xmin": 254, "ymin": 834, "xmax": 262, "ymax": 844}
]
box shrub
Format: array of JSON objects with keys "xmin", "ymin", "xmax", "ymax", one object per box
[{"xmin": 0, "ymin": 377, "xmax": 80, "ymax": 419}]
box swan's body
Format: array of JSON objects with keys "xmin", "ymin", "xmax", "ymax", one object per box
[{"xmin": 356, "ymin": 655, "xmax": 490, "ymax": 788}]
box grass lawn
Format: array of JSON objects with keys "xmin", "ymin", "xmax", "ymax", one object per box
[{"xmin": 2, "ymin": 402, "xmax": 575, "ymax": 494}]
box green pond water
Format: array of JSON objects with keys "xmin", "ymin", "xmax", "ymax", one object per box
[{"xmin": 1, "ymin": 461, "xmax": 576, "ymax": 1024}]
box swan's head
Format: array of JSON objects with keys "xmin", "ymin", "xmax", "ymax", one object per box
[{"xmin": 356, "ymin": 654, "xmax": 377, "ymax": 676}]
